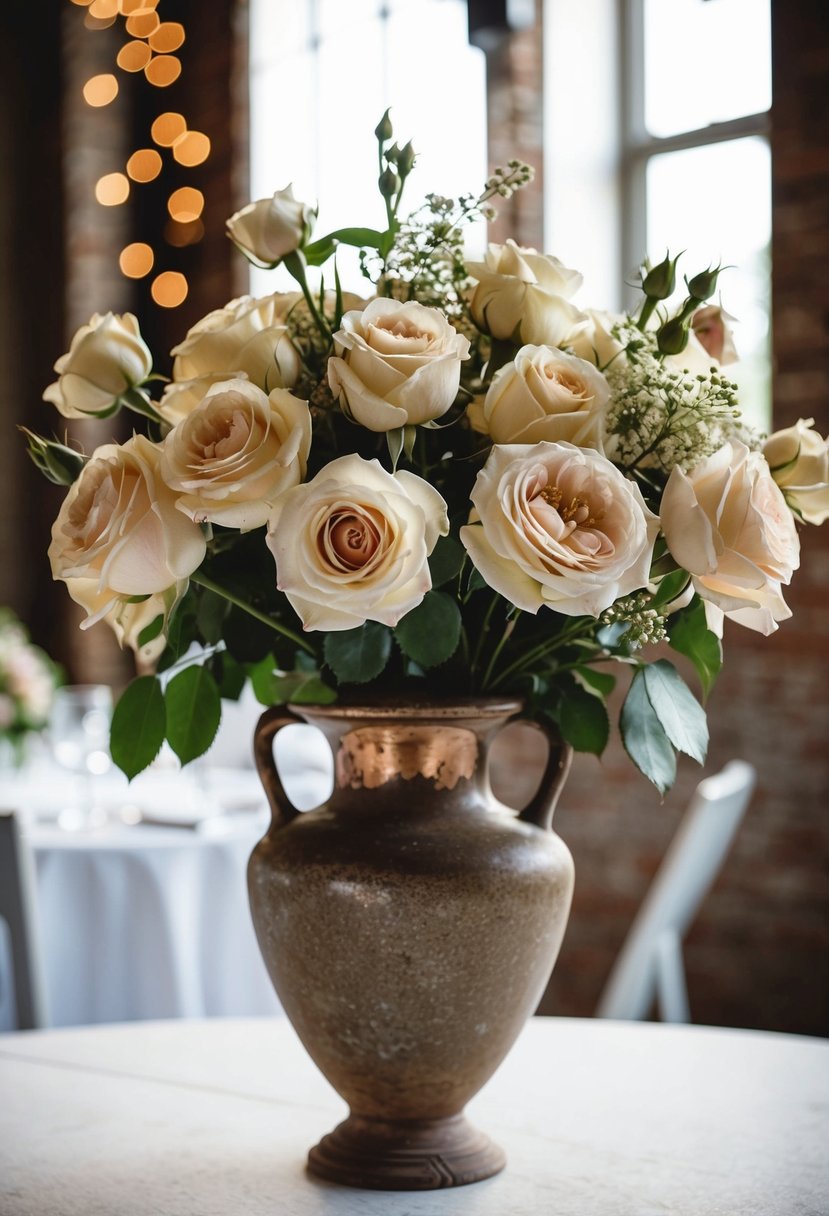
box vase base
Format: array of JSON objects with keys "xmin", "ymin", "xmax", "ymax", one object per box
[{"xmin": 307, "ymin": 1111, "xmax": 506, "ymax": 1191}]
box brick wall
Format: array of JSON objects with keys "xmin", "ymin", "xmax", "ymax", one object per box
[{"xmin": 487, "ymin": 0, "xmax": 829, "ymax": 1034}]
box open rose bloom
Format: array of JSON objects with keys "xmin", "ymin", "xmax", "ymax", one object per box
[{"xmin": 28, "ymin": 120, "xmax": 826, "ymax": 786}]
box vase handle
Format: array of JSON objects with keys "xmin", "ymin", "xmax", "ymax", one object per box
[
  {"xmin": 254, "ymin": 705, "xmax": 304, "ymax": 830},
  {"xmin": 516, "ymin": 720, "xmax": 573, "ymax": 832}
]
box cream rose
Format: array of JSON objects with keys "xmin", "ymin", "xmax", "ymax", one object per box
[
  {"xmin": 171, "ymin": 294, "xmax": 301, "ymax": 391},
  {"xmin": 226, "ymin": 184, "xmax": 316, "ymax": 265},
  {"xmin": 565, "ymin": 309, "xmax": 626, "ymax": 369},
  {"xmin": 43, "ymin": 313, "xmax": 152, "ymax": 419},
  {"xmin": 472, "ymin": 344, "xmax": 609, "ymax": 450},
  {"xmin": 266, "ymin": 454, "xmax": 449, "ymax": 630},
  {"xmin": 160, "ymin": 379, "xmax": 311, "ymax": 531},
  {"xmin": 660, "ymin": 441, "xmax": 800, "ymax": 635},
  {"xmin": 691, "ymin": 305, "xmax": 738, "ymax": 366},
  {"xmin": 327, "ymin": 298, "xmax": 470, "ymax": 432},
  {"xmin": 763, "ymin": 418, "xmax": 829, "ymax": 525},
  {"xmin": 105, "ymin": 583, "xmax": 188, "ymax": 664},
  {"xmin": 49, "ymin": 434, "xmax": 206, "ymax": 645},
  {"xmin": 466, "ymin": 241, "xmax": 587, "ymax": 347},
  {"xmin": 460, "ymin": 442, "xmax": 658, "ymax": 616},
  {"xmin": 159, "ymin": 371, "xmax": 250, "ymax": 426}
]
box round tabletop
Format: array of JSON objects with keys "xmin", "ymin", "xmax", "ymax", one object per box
[{"xmin": 1, "ymin": 1016, "xmax": 826, "ymax": 1215}]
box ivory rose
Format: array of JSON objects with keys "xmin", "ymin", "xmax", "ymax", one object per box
[
  {"xmin": 105, "ymin": 583, "xmax": 188, "ymax": 664},
  {"xmin": 466, "ymin": 241, "xmax": 587, "ymax": 347},
  {"xmin": 266, "ymin": 454, "xmax": 449, "ymax": 630},
  {"xmin": 170, "ymin": 294, "xmax": 301, "ymax": 392},
  {"xmin": 226, "ymin": 185, "xmax": 316, "ymax": 265},
  {"xmin": 327, "ymin": 299, "xmax": 470, "ymax": 431},
  {"xmin": 660, "ymin": 441, "xmax": 800, "ymax": 634},
  {"xmin": 43, "ymin": 313, "xmax": 152, "ymax": 419},
  {"xmin": 460, "ymin": 442, "xmax": 658, "ymax": 616},
  {"xmin": 159, "ymin": 371, "xmax": 250, "ymax": 426},
  {"xmin": 691, "ymin": 305, "xmax": 738, "ymax": 366},
  {"xmin": 763, "ymin": 418, "xmax": 829, "ymax": 525},
  {"xmin": 565, "ymin": 309, "xmax": 626, "ymax": 369},
  {"xmin": 160, "ymin": 379, "xmax": 311, "ymax": 531},
  {"xmin": 48, "ymin": 434, "xmax": 206, "ymax": 648},
  {"xmin": 471, "ymin": 344, "xmax": 609, "ymax": 450}
]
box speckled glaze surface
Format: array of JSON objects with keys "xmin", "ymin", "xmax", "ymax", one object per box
[{"xmin": 248, "ymin": 699, "xmax": 574, "ymax": 1191}]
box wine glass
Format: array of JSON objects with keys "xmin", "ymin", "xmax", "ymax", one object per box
[{"xmin": 48, "ymin": 684, "xmax": 113, "ymax": 829}]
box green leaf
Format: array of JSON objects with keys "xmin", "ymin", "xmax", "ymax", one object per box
[
  {"xmin": 303, "ymin": 226, "xmax": 385, "ymax": 265},
  {"xmin": 271, "ymin": 672, "xmax": 336, "ymax": 705},
  {"xmin": 249, "ymin": 654, "xmax": 282, "ymax": 706},
  {"xmin": 155, "ymin": 599, "xmax": 197, "ymax": 672},
  {"xmin": 642, "ymin": 659, "xmax": 708, "ymax": 765},
  {"xmin": 111, "ymin": 676, "xmax": 166, "ymax": 781},
  {"xmin": 668, "ymin": 596, "xmax": 722, "ymax": 699},
  {"xmin": 550, "ymin": 678, "xmax": 609, "ymax": 755},
  {"xmin": 651, "ymin": 567, "xmax": 691, "ymax": 610},
  {"xmin": 386, "ymin": 427, "xmax": 404, "ymax": 471},
  {"xmin": 324, "ymin": 622, "xmax": 392, "ymax": 685},
  {"xmin": 573, "ymin": 667, "xmax": 617, "ymax": 698},
  {"xmin": 137, "ymin": 614, "xmax": 164, "ymax": 649},
  {"xmin": 596, "ymin": 621, "xmax": 630, "ymax": 649},
  {"xmin": 394, "ymin": 592, "xmax": 461, "ymax": 668},
  {"xmin": 428, "ymin": 535, "xmax": 465, "ymax": 588},
  {"xmin": 465, "ymin": 565, "xmax": 488, "ymax": 596},
  {"xmin": 164, "ymin": 666, "xmax": 221, "ymax": 766},
  {"xmin": 211, "ymin": 651, "xmax": 246, "ymax": 701},
  {"xmin": 196, "ymin": 589, "xmax": 228, "ymax": 645},
  {"xmin": 620, "ymin": 669, "xmax": 677, "ymax": 794}
]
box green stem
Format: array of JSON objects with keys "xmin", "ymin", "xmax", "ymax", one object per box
[
  {"xmin": 283, "ymin": 251, "xmax": 333, "ymax": 343},
  {"xmin": 191, "ymin": 572, "xmax": 316, "ymax": 656},
  {"xmin": 489, "ymin": 620, "xmax": 590, "ymax": 690},
  {"xmin": 481, "ymin": 614, "xmax": 518, "ymax": 690},
  {"xmin": 637, "ymin": 297, "xmax": 657, "ymax": 332},
  {"xmin": 470, "ymin": 594, "xmax": 500, "ymax": 681}
]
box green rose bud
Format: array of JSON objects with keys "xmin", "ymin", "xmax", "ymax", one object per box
[
  {"xmin": 397, "ymin": 141, "xmax": 416, "ymax": 177},
  {"xmin": 374, "ymin": 109, "xmax": 393, "ymax": 143},
  {"xmin": 19, "ymin": 428, "xmax": 88, "ymax": 486},
  {"xmin": 657, "ymin": 317, "xmax": 690, "ymax": 356},
  {"xmin": 686, "ymin": 265, "xmax": 722, "ymax": 302},
  {"xmin": 378, "ymin": 166, "xmax": 401, "ymax": 200},
  {"xmin": 642, "ymin": 252, "xmax": 682, "ymax": 301}
]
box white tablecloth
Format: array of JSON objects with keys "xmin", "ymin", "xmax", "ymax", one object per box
[{"xmin": 0, "ymin": 727, "xmax": 334, "ymax": 1030}]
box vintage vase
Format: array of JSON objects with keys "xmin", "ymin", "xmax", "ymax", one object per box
[{"xmin": 248, "ymin": 698, "xmax": 574, "ymax": 1191}]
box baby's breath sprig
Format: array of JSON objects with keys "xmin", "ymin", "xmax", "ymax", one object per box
[{"xmin": 600, "ymin": 593, "xmax": 667, "ymax": 650}]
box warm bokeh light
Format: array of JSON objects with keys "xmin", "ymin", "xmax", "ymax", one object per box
[
  {"xmin": 151, "ymin": 271, "xmax": 188, "ymax": 308},
  {"xmin": 149, "ymin": 22, "xmax": 185, "ymax": 53},
  {"xmin": 89, "ymin": 0, "xmax": 118, "ymax": 16},
  {"xmin": 116, "ymin": 40, "xmax": 152, "ymax": 72},
  {"xmin": 164, "ymin": 218, "xmax": 205, "ymax": 247},
  {"xmin": 145, "ymin": 55, "xmax": 182, "ymax": 88},
  {"xmin": 70, "ymin": 0, "xmax": 93, "ymax": 7},
  {"xmin": 119, "ymin": 0, "xmax": 158, "ymax": 12},
  {"xmin": 151, "ymin": 111, "xmax": 187, "ymax": 147},
  {"xmin": 82, "ymin": 74, "xmax": 119, "ymax": 107},
  {"xmin": 126, "ymin": 9, "xmax": 160, "ymax": 37},
  {"xmin": 167, "ymin": 186, "xmax": 204, "ymax": 223},
  {"xmin": 84, "ymin": 11, "xmax": 116, "ymax": 28},
  {"xmin": 126, "ymin": 148, "xmax": 163, "ymax": 182},
  {"xmin": 95, "ymin": 173, "xmax": 130, "ymax": 206},
  {"xmin": 172, "ymin": 130, "xmax": 211, "ymax": 167},
  {"xmin": 119, "ymin": 242, "xmax": 155, "ymax": 278}
]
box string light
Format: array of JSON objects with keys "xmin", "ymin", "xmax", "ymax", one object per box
[
  {"xmin": 125, "ymin": 9, "xmax": 160, "ymax": 37},
  {"xmin": 172, "ymin": 130, "xmax": 210, "ymax": 167},
  {"xmin": 119, "ymin": 243, "xmax": 155, "ymax": 278},
  {"xmin": 95, "ymin": 173, "xmax": 130, "ymax": 206},
  {"xmin": 145, "ymin": 55, "xmax": 182, "ymax": 87},
  {"xmin": 148, "ymin": 22, "xmax": 184, "ymax": 52},
  {"xmin": 151, "ymin": 271, "xmax": 188, "ymax": 308},
  {"xmin": 164, "ymin": 218, "xmax": 204, "ymax": 247},
  {"xmin": 151, "ymin": 111, "xmax": 187, "ymax": 146},
  {"xmin": 116, "ymin": 40, "xmax": 152, "ymax": 72},
  {"xmin": 82, "ymin": 74, "xmax": 119, "ymax": 106},
  {"xmin": 167, "ymin": 187, "xmax": 204, "ymax": 223},
  {"xmin": 126, "ymin": 148, "xmax": 162, "ymax": 182}
]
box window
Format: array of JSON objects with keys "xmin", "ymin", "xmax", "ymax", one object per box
[
  {"xmin": 248, "ymin": 0, "xmax": 487, "ymax": 296},
  {"xmin": 623, "ymin": 0, "xmax": 772, "ymax": 428}
]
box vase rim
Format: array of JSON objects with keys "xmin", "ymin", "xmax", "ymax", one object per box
[{"xmin": 288, "ymin": 697, "xmax": 523, "ymax": 721}]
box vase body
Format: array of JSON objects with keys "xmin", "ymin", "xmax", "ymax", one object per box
[{"xmin": 248, "ymin": 698, "xmax": 574, "ymax": 1190}]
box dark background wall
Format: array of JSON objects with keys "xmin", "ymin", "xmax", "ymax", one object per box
[{"xmin": 2, "ymin": 0, "xmax": 827, "ymax": 1035}]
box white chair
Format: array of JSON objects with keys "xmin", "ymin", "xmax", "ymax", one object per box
[
  {"xmin": 596, "ymin": 760, "xmax": 756, "ymax": 1023},
  {"xmin": 0, "ymin": 810, "xmax": 48, "ymax": 1030}
]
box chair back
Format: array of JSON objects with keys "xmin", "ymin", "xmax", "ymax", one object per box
[
  {"xmin": 596, "ymin": 760, "xmax": 756, "ymax": 1022},
  {"xmin": 0, "ymin": 810, "xmax": 47, "ymax": 1030}
]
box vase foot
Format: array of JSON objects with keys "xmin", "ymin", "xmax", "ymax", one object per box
[{"xmin": 307, "ymin": 1111, "xmax": 506, "ymax": 1191}]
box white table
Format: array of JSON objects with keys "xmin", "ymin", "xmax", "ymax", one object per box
[
  {"xmin": 0, "ymin": 1016, "xmax": 826, "ymax": 1215},
  {"xmin": 0, "ymin": 736, "xmax": 333, "ymax": 1029}
]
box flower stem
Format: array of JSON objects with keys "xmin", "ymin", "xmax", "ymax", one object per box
[
  {"xmin": 488, "ymin": 619, "xmax": 591, "ymax": 690},
  {"xmin": 282, "ymin": 251, "xmax": 333, "ymax": 344},
  {"xmin": 191, "ymin": 571, "xmax": 316, "ymax": 656}
]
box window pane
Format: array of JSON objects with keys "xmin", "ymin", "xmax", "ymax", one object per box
[
  {"xmin": 646, "ymin": 137, "xmax": 771, "ymax": 429},
  {"xmin": 249, "ymin": 0, "xmax": 486, "ymax": 296},
  {"xmin": 644, "ymin": 0, "xmax": 771, "ymax": 138}
]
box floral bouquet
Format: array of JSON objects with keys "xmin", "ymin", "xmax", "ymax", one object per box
[
  {"xmin": 25, "ymin": 114, "xmax": 828, "ymax": 789},
  {"xmin": 0, "ymin": 609, "xmax": 59, "ymax": 764}
]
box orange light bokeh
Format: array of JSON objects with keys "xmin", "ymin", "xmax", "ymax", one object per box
[
  {"xmin": 167, "ymin": 187, "xmax": 204, "ymax": 223},
  {"xmin": 126, "ymin": 148, "xmax": 163, "ymax": 182},
  {"xmin": 148, "ymin": 22, "xmax": 185, "ymax": 53},
  {"xmin": 126, "ymin": 9, "xmax": 160, "ymax": 37},
  {"xmin": 89, "ymin": 0, "xmax": 118, "ymax": 16},
  {"xmin": 82, "ymin": 74, "xmax": 119, "ymax": 107},
  {"xmin": 145, "ymin": 55, "xmax": 182, "ymax": 88},
  {"xmin": 151, "ymin": 111, "xmax": 187, "ymax": 147},
  {"xmin": 119, "ymin": 243, "xmax": 155, "ymax": 278},
  {"xmin": 116, "ymin": 40, "xmax": 152, "ymax": 72},
  {"xmin": 164, "ymin": 218, "xmax": 205, "ymax": 247},
  {"xmin": 84, "ymin": 11, "xmax": 116, "ymax": 28},
  {"xmin": 95, "ymin": 173, "xmax": 130, "ymax": 206},
  {"xmin": 119, "ymin": 0, "xmax": 158, "ymax": 12},
  {"xmin": 151, "ymin": 271, "xmax": 189, "ymax": 308},
  {"xmin": 172, "ymin": 131, "xmax": 211, "ymax": 167}
]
